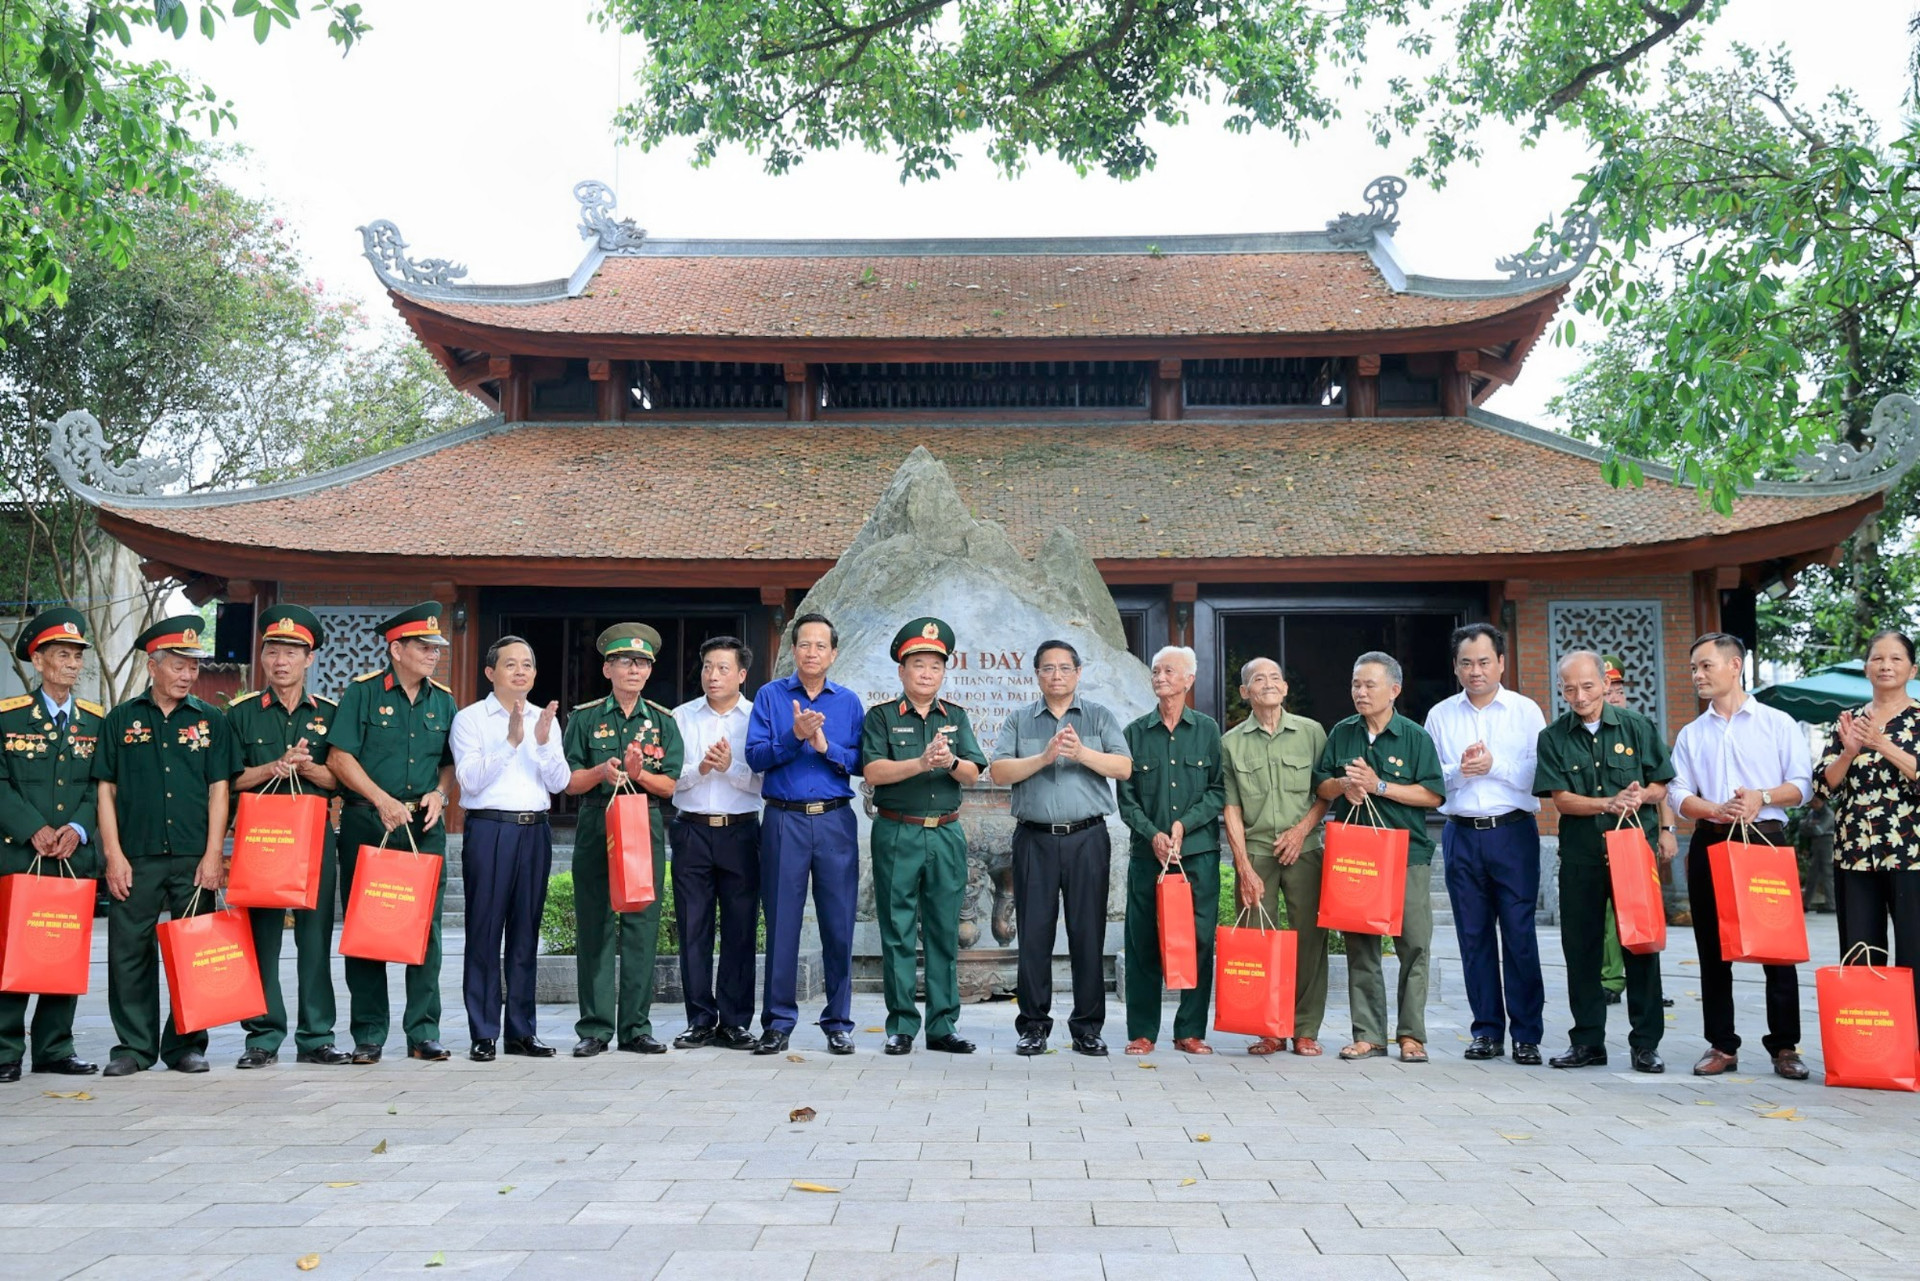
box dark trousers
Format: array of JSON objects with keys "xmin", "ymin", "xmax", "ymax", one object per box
[
  {"xmin": 108, "ymin": 853, "xmax": 215, "ymax": 1068},
  {"xmin": 1442, "ymin": 816, "xmax": 1545, "ymax": 1046},
  {"xmin": 338, "ymin": 811, "xmax": 448, "ymax": 1050},
  {"xmin": 1011, "ymin": 822, "xmax": 1111, "ymax": 1041},
  {"xmin": 0, "ymin": 851, "xmax": 90, "ymax": 1066},
  {"xmin": 1839, "ymin": 867, "xmax": 1920, "ymax": 1044},
  {"xmin": 1687, "ymin": 828, "xmax": 1801, "ymax": 1056},
  {"xmin": 671, "ymin": 816, "xmax": 762, "ymax": 1030},
  {"xmin": 1804, "ymin": 843, "xmax": 1836, "ymax": 910},
  {"xmin": 759, "ymin": 804, "xmax": 858, "ymax": 1035},
  {"xmin": 1559, "ymin": 859, "xmax": 1664, "ymax": 1052},
  {"xmin": 462, "ymin": 816, "xmax": 554, "ymax": 1042},
  {"xmin": 1123, "ymin": 850, "xmax": 1218, "ymax": 1043},
  {"xmin": 243, "ymin": 840, "xmax": 341, "ymax": 1054}
]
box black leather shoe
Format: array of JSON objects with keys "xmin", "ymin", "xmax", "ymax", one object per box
[
  {"xmin": 30, "ymin": 1055, "xmax": 98, "ymax": 1076},
  {"xmin": 1015, "ymin": 1032, "xmax": 1048, "ymax": 1056},
  {"xmin": 1632, "ymin": 1049, "xmax": 1665, "ymax": 1074},
  {"xmin": 1604, "ymin": 990, "xmax": 1622, "ymax": 1005},
  {"xmin": 826, "ymin": 1031, "xmax": 855, "ymax": 1055},
  {"xmin": 673, "ymin": 1024, "xmax": 718, "ymax": 1050},
  {"xmin": 926, "ymin": 1033, "xmax": 976, "ymax": 1054},
  {"xmin": 618, "ymin": 1035, "xmax": 666, "ymax": 1054},
  {"xmin": 505, "ymin": 1037, "xmax": 556, "ymax": 1058},
  {"xmin": 1549, "ymin": 1044, "xmax": 1609, "ymax": 1069},
  {"xmin": 1512, "ymin": 1043, "xmax": 1543, "ymax": 1066},
  {"xmin": 1072, "ymin": 1035, "xmax": 1109, "ymax": 1057},
  {"xmin": 0, "ymin": 1062, "xmax": 19, "ymax": 1083},
  {"xmin": 884, "ymin": 1034, "xmax": 913, "ymax": 1055},
  {"xmin": 407, "ymin": 1040, "xmax": 450, "ymax": 1062},
  {"xmin": 751, "ymin": 1030, "xmax": 791, "ymax": 1056},
  {"xmin": 715, "ymin": 1026, "xmax": 758, "ymax": 1051},
  {"xmin": 170, "ymin": 1052, "xmax": 209, "ymax": 1074},
  {"xmin": 351, "ymin": 1043, "xmax": 383, "ymax": 1065},
  {"xmin": 469, "ymin": 1039, "xmax": 497, "ymax": 1062},
  {"xmin": 235, "ymin": 1048, "xmax": 277, "ymax": 1069},
  {"xmin": 1463, "ymin": 1038, "xmax": 1504, "ymax": 1061},
  {"xmin": 295, "ymin": 1046, "xmax": 353, "ymax": 1066},
  {"xmin": 101, "ymin": 1057, "xmax": 141, "ymax": 1078},
  {"xmin": 572, "ymin": 1037, "xmax": 608, "ymax": 1058}
]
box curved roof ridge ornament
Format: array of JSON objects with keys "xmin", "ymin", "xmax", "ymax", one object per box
[
  {"xmin": 575, "ymin": 179, "xmax": 647, "ymax": 252},
  {"xmin": 357, "ymin": 219, "xmax": 468, "ymax": 291},
  {"xmin": 1496, "ymin": 212, "xmax": 1600, "ymax": 282},
  {"xmin": 1324, "ymin": 176, "xmax": 1407, "ymax": 249},
  {"xmin": 45, "ymin": 409, "xmax": 186, "ymax": 499},
  {"xmin": 1795, "ymin": 393, "xmax": 1920, "ymax": 484}
]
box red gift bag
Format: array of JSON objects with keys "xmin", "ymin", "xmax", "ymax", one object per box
[
  {"xmin": 1708, "ymin": 828, "xmax": 1809, "ymax": 965},
  {"xmin": 338, "ymin": 827, "xmax": 443, "ymax": 965},
  {"xmin": 226, "ymin": 777, "xmax": 328, "ymax": 910},
  {"xmin": 158, "ymin": 892, "xmax": 267, "ymax": 1033},
  {"xmin": 607, "ymin": 784, "xmax": 656, "ymax": 913},
  {"xmin": 1317, "ymin": 800, "xmax": 1410, "ymax": 936},
  {"xmin": 1213, "ymin": 904, "xmax": 1298, "ymax": 1039},
  {"xmin": 1156, "ymin": 864, "xmax": 1198, "ymax": 990},
  {"xmin": 0, "ymin": 860, "xmax": 96, "ymax": 995},
  {"xmin": 1605, "ymin": 816, "xmax": 1667, "ymax": 955},
  {"xmin": 1818, "ymin": 945, "xmax": 1919, "ymax": 1091}
]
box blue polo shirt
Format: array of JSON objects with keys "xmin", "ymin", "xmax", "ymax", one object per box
[{"xmin": 745, "ymin": 674, "xmax": 864, "ymax": 803}]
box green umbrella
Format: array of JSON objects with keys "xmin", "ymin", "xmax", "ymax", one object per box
[{"xmin": 1753, "ymin": 660, "xmax": 1920, "ymax": 724}]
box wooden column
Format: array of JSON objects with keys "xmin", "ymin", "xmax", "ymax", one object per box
[
  {"xmin": 760, "ymin": 586, "xmax": 790, "ymax": 680},
  {"xmin": 784, "ymin": 362, "xmax": 818, "ymax": 422},
  {"xmin": 1171, "ymin": 583, "xmax": 1199, "ymax": 708},
  {"xmin": 590, "ymin": 359, "xmax": 627, "ymax": 421},
  {"xmin": 432, "ymin": 579, "xmax": 472, "ymax": 835},
  {"xmin": 1442, "ymin": 351, "xmax": 1478, "ymax": 417},
  {"xmin": 492, "ymin": 356, "xmax": 531, "ymax": 423},
  {"xmin": 1150, "ymin": 358, "xmax": 1183, "ymax": 421},
  {"xmin": 1347, "ymin": 355, "xmax": 1380, "ymax": 417}
]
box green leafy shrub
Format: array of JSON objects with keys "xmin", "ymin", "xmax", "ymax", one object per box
[{"xmin": 539, "ymin": 867, "xmax": 766, "ymax": 955}]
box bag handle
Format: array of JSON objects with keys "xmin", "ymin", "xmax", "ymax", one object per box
[
  {"xmin": 1734, "ymin": 817, "xmax": 1777, "ymax": 848},
  {"xmin": 1349, "ymin": 791, "xmax": 1389, "ymax": 829},
  {"xmin": 1157, "ymin": 855, "xmax": 1190, "ymax": 885},
  {"xmin": 27, "ymin": 854, "xmax": 80, "ymax": 880},
  {"xmin": 1840, "ymin": 941, "xmax": 1891, "ymax": 977},
  {"xmin": 377, "ymin": 819, "xmax": 422, "ymax": 857},
  {"xmin": 183, "ymin": 884, "xmax": 224, "ymax": 916},
  {"xmin": 1233, "ymin": 897, "xmax": 1280, "ymax": 933}
]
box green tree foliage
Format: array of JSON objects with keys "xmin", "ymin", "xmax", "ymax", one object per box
[
  {"xmin": 0, "ymin": 173, "xmax": 475, "ymax": 699},
  {"xmin": 0, "ymin": 0, "xmax": 368, "ymax": 326}
]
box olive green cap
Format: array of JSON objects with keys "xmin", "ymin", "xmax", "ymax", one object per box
[
  {"xmin": 1601, "ymin": 653, "xmax": 1625, "ymax": 684},
  {"xmin": 377, "ymin": 601, "xmax": 451, "ymax": 648},
  {"xmin": 136, "ymin": 614, "xmax": 212, "ymax": 659},
  {"xmin": 891, "ymin": 616, "xmax": 955, "ymax": 664},
  {"xmin": 597, "ymin": 623, "xmax": 662, "ymax": 660},
  {"xmin": 258, "ymin": 604, "xmax": 325, "ymax": 649},
  {"xmin": 15, "ymin": 607, "xmax": 91, "ymax": 661}
]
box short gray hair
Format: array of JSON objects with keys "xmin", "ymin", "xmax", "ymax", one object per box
[
  {"xmin": 1558, "ymin": 648, "xmax": 1606, "ymax": 684},
  {"xmin": 1150, "ymin": 645, "xmax": 1197, "ymax": 674},
  {"xmin": 1239, "ymin": 656, "xmax": 1281, "ymax": 686},
  {"xmin": 1353, "ymin": 651, "xmax": 1402, "ymax": 684}
]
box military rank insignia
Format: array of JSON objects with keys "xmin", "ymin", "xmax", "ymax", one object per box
[
  {"xmin": 179, "ymin": 720, "xmax": 211, "ymax": 751},
  {"xmin": 70, "ymin": 734, "xmax": 96, "ymax": 759},
  {"xmin": 125, "ymin": 720, "xmax": 152, "ymax": 745}
]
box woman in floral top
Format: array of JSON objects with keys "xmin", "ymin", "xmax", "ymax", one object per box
[{"xmin": 1816, "ymin": 630, "xmax": 1920, "ymax": 1025}]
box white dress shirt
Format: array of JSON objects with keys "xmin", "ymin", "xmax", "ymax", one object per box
[
  {"xmin": 1423, "ymin": 685, "xmax": 1545, "ymax": 818},
  {"xmin": 450, "ymin": 693, "xmax": 570, "ymax": 812},
  {"xmin": 673, "ymin": 695, "xmax": 762, "ymax": 816},
  {"xmin": 1668, "ymin": 693, "xmax": 1812, "ymax": 825}
]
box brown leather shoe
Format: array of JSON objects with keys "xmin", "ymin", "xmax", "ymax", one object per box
[
  {"xmin": 1772, "ymin": 1048, "xmax": 1810, "ymax": 1081},
  {"xmin": 1246, "ymin": 1036, "xmax": 1285, "ymax": 1056},
  {"xmin": 1692, "ymin": 1047, "xmax": 1738, "ymax": 1076},
  {"xmin": 1124, "ymin": 1038, "xmax": 1154, "ymax": 1055},
  {"xmin": 1173, "ymin": 1037, "xmax": 1214, "ymax": 1055}
]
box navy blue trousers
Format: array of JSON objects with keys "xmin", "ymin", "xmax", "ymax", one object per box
[
  {"xmin": 670, "ymin": 816, "xmax": 762, "ymax": 1030},
  {"xmin": 1442, "ymin": 815, "xmax": 1546, "ymax": 1046},
  {"xmin": 759, "ymin": 804, "xmax": 858, "ymax": 1035},
  {"xmin": 462, "ymin": 817, "xmax": 553, "ymax": 1042}
]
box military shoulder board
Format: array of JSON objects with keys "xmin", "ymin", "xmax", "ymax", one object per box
[
  {"xmin": 353, "ymin": 670, "xmax": 383, "ymax": 683},
  {"xmin": 0, "ymin": 695, "xmax": 31, "ymax": 714},
  {"xmin": 75, "ymin": 699, "xmax": 105, "ymax": 717}
]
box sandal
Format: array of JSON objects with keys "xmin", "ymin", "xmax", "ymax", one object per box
[
  {"xmin": 1290, "ymin": 1036, "xmax": 1323, "ymax": 1057},
  {"xmin": 1339, "ymin": 1041, "xmax": 1387, "ymax": 1060},
  {"xmin": 1247, "ymin": 1037, "xmax": 1286, "ymax": 1056},
  {"xmin": 1398, "ymin": 1037, "xmax": 1429, "ymax": 1063},
  {"xmin": 1173, "ymin": 1037, "xmax": 1214, "ymax": 1055},
  {"xmin": 1124, "ymin": 1038, "xmax": 1154, "ymax": 1055}
]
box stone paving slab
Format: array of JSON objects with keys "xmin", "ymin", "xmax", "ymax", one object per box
[{"xmin": 2, "ymin": 914, "xmax": 1917, "ymax": 1277}]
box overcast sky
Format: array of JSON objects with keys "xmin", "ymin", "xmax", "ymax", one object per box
[{"xmin": 152, "ymin": 1, "xmax": 1915, "ymax": 426}]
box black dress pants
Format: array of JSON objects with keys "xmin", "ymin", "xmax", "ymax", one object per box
[
  {"xmin": 1839, "ymin": 867, "xmax": 1920, "ymax": 1046},
  {"xmin": 1012, "ymin": 822, "xmax": 1110, "ymax": 1041},
  {"xmin": 1687, "ymin": 827, "xmax": 1801, "ymax": 1056},
  {"xmin": 671, "ymin": 816, "xmax": 762, "ymax": 1030}
]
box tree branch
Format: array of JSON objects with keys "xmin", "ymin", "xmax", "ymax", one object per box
[
  {"xmin": 1023, "ymin": 0, "xmax": 1147, "ymax": 100},
  {"xmin": 1542, "ymin": 0, "xmax": 1708, "ymax": 112},
  {"xmin": 755, "ymin": 0, "xmax": 951, "ymax": 64}
]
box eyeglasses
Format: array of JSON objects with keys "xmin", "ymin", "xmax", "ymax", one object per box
[
  {"xmin": 607, "ymin": 656, "xmax": 652, "ymax": 670},
  {"xmin": 1036, "ymin": 664, "xmax": 1078, "ymax": 676}
]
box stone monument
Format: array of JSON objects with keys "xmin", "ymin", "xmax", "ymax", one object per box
[{"xmin": 780, "ymin": 446, "xmax": 1155, "ymax": 1000}]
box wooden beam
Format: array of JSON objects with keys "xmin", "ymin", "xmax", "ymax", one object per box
[
  {"xmin": 784, "ymin": 362, "xmax": 817, "ymax": 422},
  {"xmin": 1150, "ymin": 358, "xmax": 1183, "ymax": 421},
  {"xmin": 596, "ymin": 361, "xmax": 627, "ymax": 421},
  {"xmin": 1348, "ymin": 354, "xmax": 1381, "ymax": 418}
]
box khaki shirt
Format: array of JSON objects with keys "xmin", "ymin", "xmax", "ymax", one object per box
[{"xmin": 1222, "ymin": 710, "xmax": 1327, "ymax": 856}]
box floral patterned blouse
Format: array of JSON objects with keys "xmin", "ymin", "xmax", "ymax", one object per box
[{"xmin": 1815, "ymin": 702, "xmax": 1920, "ymax": 873}]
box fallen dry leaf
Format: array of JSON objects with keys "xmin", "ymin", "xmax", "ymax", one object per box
[
  {"xmin": 863, "ymin": 1026, "xmax": 883, "ymax": 1033},
  {"xmin": 296, "ymin": 1254, "xmax": 320, "ymax": 1272},
  {"xmin": 498, "ymin": 1185, "xmax": 515, "ymax": 1195},
  {"xmin": 325, "ymin": 1182, "xmax": 358, "ymax": 1189},
  {"xmin": 791, "ymin": 1180, "xmax": 840, "ymax": 1194},
  {"xmin": 1694, "ymin": 1100, "xmax": 1715, "ymax": 1107},
  {"xmin": 1195, "ymin": 1133, "xmax": 1211, "ymax": 1143},
  {"xmin": 426, "ymin": 1251, "xmax": 445, "ymax": 1268},
  {"xmin": 387, "ymin": 1105, "xmax": 398, "ymax": 1115},
  {"xmin": 789, "ymin": 1106, "xmax": 817, "ymax": 1123},
  {"xmin": 1760, "ymin": 1107, "xmax": 1802, "ymax": 1121},
  {"xmin": 1499, "ymin": 1133, "xmax": 1532, "ymax": 1141},
  {"xmin": 1138, "ymin": 1063, "xmax": 1156, "ymax": 1070},
  {"xmin": 41, "ymin": 1091, "xmax": 91, "ymax": 1100},
  {"xmin": 370, "ymin": 1139, "xmax": 388, "ymax": 1155},
  {"xmin": 785, "ymin": 1054, "xmax": 806, "ymax": 1062},
  {"xmin": 1178, "ymin": 1178, "xmax": 1197, "ymax": 1187}
]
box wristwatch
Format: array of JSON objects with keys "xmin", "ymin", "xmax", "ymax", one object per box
[
  {"xmin": 1662, "ymin": 825, "xmax": 1678, "ymax": 833},
  {"xmin": 1375, "ymin": 779, "xmax": 1388, "ymax": 796},
  {"xmin": 1760, "ymin": 789, "xmax": 1773, "ymax": 807},
  {"xmin": 432, "ymin": 788, "xmax": 449, "ymax": 804}
]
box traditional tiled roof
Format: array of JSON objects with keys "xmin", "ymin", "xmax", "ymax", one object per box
[
  {"xmin": 396, "ymin": 251, "xmax": 1564, "ymax": 342},
  {"xmin": 94, "ymin": 416, "xmax": 1870, "ymax": 567}
]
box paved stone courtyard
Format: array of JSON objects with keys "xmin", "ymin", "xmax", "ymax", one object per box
[{"xmin": 3, "ymin": 910, "xmax": 1917, "ymax": 1280}]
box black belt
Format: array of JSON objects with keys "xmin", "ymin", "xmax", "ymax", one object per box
[
  {"xmin": 1448, "ymin": 810, "xmax": 1531, "ymax": 831},
  {"xmin": 878, "ymin": 809, "xmax": 960, "ymax": 828},
  {"xmin": 675, "ymin": 811, "xmax": 758, "ymax": 828},
  {"xmin": 1018, "ymin": 816, "xmax": 1104, "ymax": 836},
  {"xmin": 765, "ymin": 796, "xmax": 851, "ymax": 815},
  {"xmin": 1698, "ymin": 819, "xmax": 1786, "ymax": 838},
  {"xmin": 343, "ymin": 796, "xmax": 424, "ymax": 813},
  {"xmin": 464, "ymin": 809, "xmax": 548, "ymax": 826}
]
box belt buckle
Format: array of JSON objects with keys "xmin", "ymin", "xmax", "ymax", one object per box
[
  {"xmin": 706, "ymin": 814, "xmax": 726, "ymax": 827},
  {"xmin": 1472, "ymin": 816, "xmax": 1495, "ymax": 830},
  {"xmin": 921, "ymin": 815, "xmax": 940, "ymax": 829},
  {"xmin": 1049, "ymin": 822, "xmax": 1071, "ymax": 836},
  {"xmin": 804, "ymin": 801, "xmax": 825, "ymax": 816}
]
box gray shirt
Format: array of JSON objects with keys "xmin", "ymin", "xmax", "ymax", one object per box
[{"xmin": 992, "ymin": 696, "xmax": 1131, "ymax": 824}]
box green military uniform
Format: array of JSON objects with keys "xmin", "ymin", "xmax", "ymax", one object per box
[
  {"xmin": 226, "ymin": 603, "xmax": 342, "ymax": 1061},
  {"xmin": 1314, "ymin": 712, "xmax": 1445, "ymax": 1048},
  {"xmin": 1598, "ymin": 655, "xmax": 1629, "ymax": 997},
  {"xmin": 92, "ymin": 615, "xmax": 239, "ymax": 1071},
  {"xmin": 328, "ymin": 603, "xmax": 456, "ymax": 1056},
  {"xmin": 564, "ymin": 623, "xmax": 683, "ymax": 1049},
  {"xmin": 0, "ymin": 607, "xmax": 105, "ymax": 1075},
  {"xmin": 1222, "ymin": 710, "xmax": 1329, "ymax": 1042},
  {"xmin": 861, "ymin": 618, "xmax": 987, "ymax": 1043},
  {"xmin": 1117, "ymin": 705, "xmax": 1225, "ymax": 1044},
  {"xmin": 1534, "ymin": 701, "xmax": 1673, "ymax": 1053}
]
